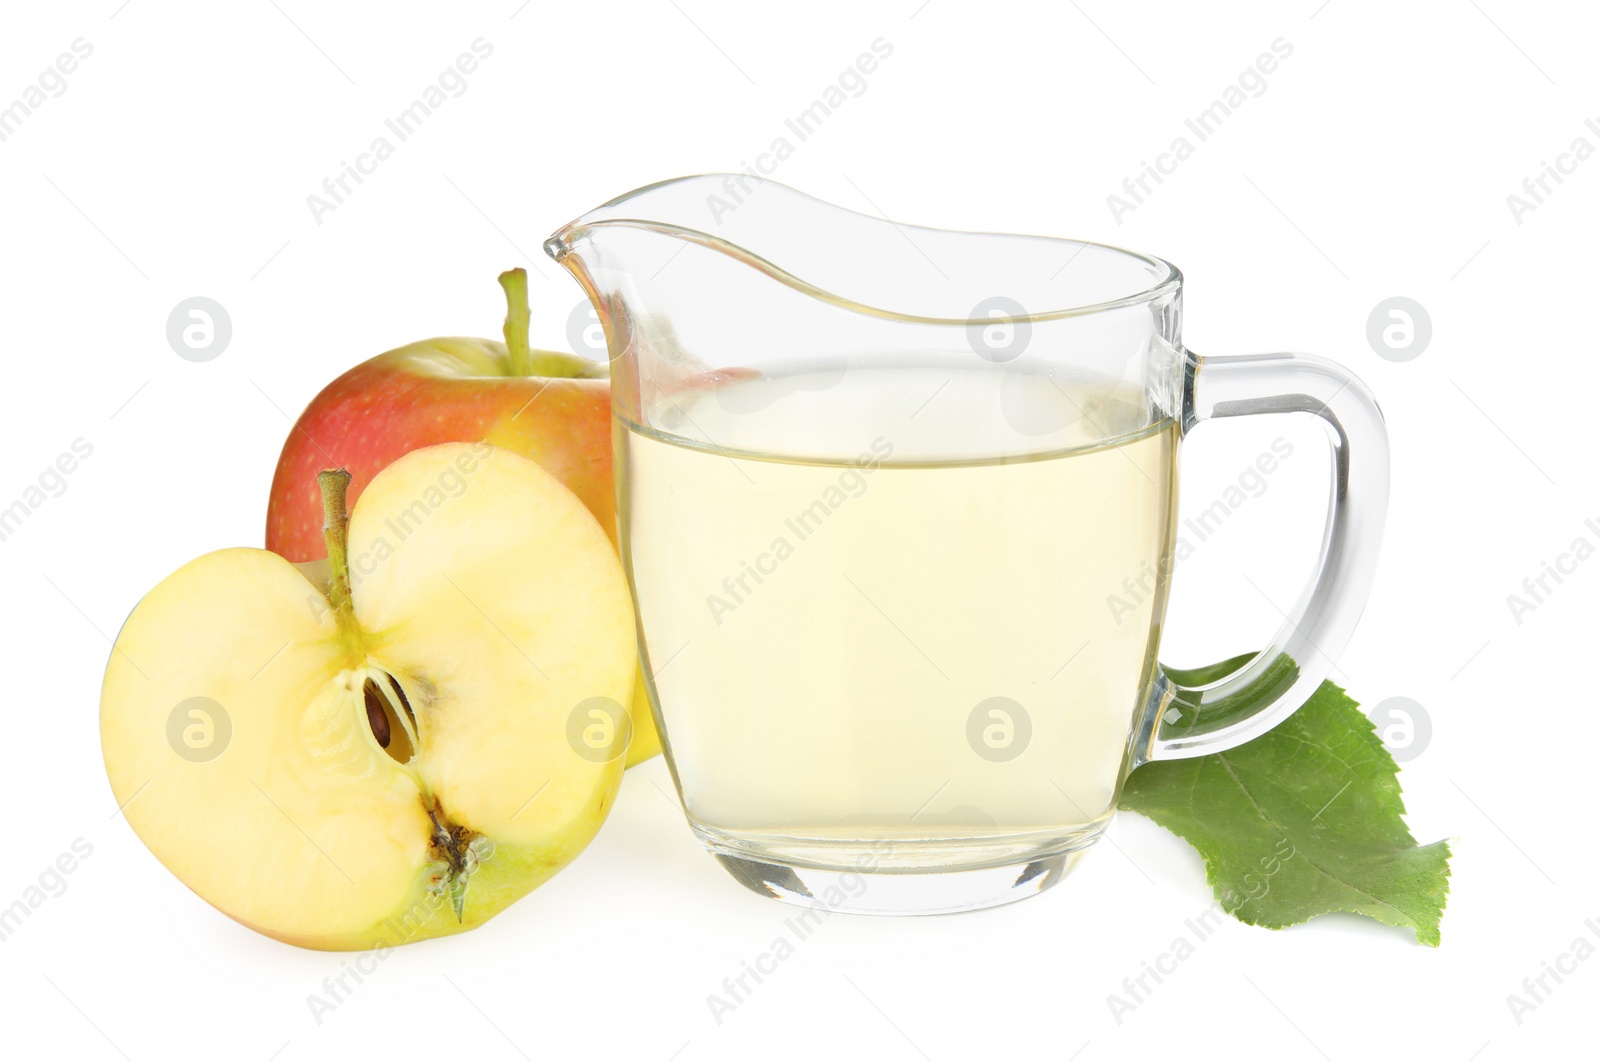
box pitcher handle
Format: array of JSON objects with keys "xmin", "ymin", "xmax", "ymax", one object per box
[{"xmin": 1134, "ymin": 350, "xmax": 1390, "ymax": 765}]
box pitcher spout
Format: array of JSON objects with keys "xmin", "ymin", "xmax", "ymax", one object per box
[{"xmin": 545, "ymin": 173, "xmax": 1183, "ymax": 434}]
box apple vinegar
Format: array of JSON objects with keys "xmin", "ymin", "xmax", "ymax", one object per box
[{"xmin": 617, "ymin": 363, "xmax": 1178, "ymax": 870}]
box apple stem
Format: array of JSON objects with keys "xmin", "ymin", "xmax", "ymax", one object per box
[
  {"xmin": 499, "ymin": 268, "xmax": 535, "ymax": 376},
  {"xmin": 498, "ymin": 268, "xmax": 572, "ymax": 377},
  {"xmin": 318, "ymin": 469, "xmax": 359, "ymax": 637}
]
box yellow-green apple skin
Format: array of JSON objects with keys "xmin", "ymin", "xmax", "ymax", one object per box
[
  {"xmin": 102, "ymin": 444, "xmax": 637, "ymax": 950},
  {"xmin": 263, "ymin": 293, "xmax": 661, "ymax": 765}
]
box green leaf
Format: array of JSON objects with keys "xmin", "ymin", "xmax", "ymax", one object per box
[{"xmin": 1118, "ymin": 654, "xmax": 1452, "ymax": 945}]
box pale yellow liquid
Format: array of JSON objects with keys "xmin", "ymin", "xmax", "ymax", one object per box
[{"xmin": 618, "ymin": 363, "xmax": 1178, "ymax": 870}]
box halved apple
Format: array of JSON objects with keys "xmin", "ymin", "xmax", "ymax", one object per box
[{"xmin": 100, "ymin": 443, "xmax": 636, "ymax": 950}]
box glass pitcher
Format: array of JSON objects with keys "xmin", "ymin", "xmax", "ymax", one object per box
[{"xmin": 545, "ymin": 175, "xmax": 1388, "ymax": 915}]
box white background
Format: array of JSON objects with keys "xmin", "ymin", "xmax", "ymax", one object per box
[{"xmin": 1, "ymin": 1, "xmax": 1593, "ymax": 1057}]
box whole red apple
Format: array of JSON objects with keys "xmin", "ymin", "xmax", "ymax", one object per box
[{"xmin": 265, "ymin": 269, "xmax": 660, "ymax": 763}]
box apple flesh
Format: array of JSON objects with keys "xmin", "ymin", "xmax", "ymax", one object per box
[
  {"xmin": 264, "ymin": 270, "xmax": 661, "ymax": 764},
  {"xmin": 101, "ymin": 444, "xmax": 636, "ymax": 949}
]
